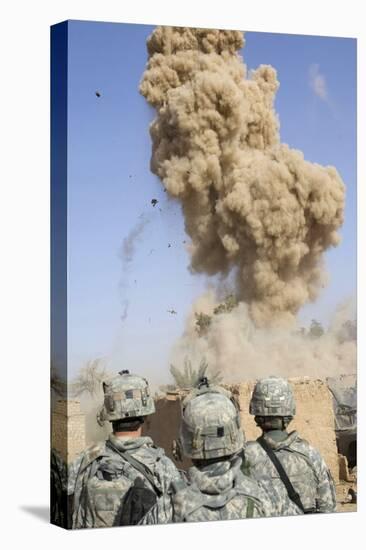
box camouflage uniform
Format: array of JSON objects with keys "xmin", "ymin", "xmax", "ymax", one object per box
[
  {"xmin": 71, "ymin": 433, "xmax": 181, "ymax": 528},
  {"xmin": 245, "ymin": 376, "xmax": 336, "ymax": 515},
  {"xmin": 141, "ymin": 381, "xmax": 273, "ymax": 524},
  {"xmin": 245, "ymin": 431, "xmax": 337, "ymax": 514},
  {"xmin": 51, "ymin": 448, "xmax": 69, "ymax": 528},
  {"xmin": 70, "ymin": 371, "xmax": 182, "ymax": 528},
  {"xmin": 141, "ymin": 454, "xmax": 272, "ymax": 524}
]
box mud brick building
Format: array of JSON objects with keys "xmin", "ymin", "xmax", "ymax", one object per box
[{"xmin": 51, "ymin": 400, "xmax": 86, "ymax": 463}]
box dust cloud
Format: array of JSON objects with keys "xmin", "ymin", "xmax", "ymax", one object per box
[
  {"xmin": 170, "ymin": 290, "xmax": 356, "ymax": 382},
  {"xmin": 140, "ymin": 26, "xmax": 345, "ymax": 328}
]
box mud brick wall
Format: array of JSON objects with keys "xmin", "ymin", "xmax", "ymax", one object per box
[
  {"xmin": 51, "ymin": 400, "xmax": 86, "ymax": 463},
  {"xmin": 144, "ymin": 378, "xmax": 339, "ymax": 481},
  {"xmin": 143, "ymin": 394, "xmax": 193, "ymax": 471}
]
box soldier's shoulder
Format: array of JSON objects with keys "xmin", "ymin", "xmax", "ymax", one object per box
[
  {"xmin": 288, "ymin": 434, "xmax": 326, "ymax": 467},
  {"xmin": 141, "ymin": 439, "xmax": 176, "ymax": 462},
  {"xmin": 237, "ymin": 471, "xmax": 260, "ymax": 490},
  {"xmin": 140, "ymin": 443, "xmax": 180, "ymax": 475},
  {"xmin": 171, "ymin": 483, "xmax": 204, "ymax": 519},
  {"xmin": 237, "ymin": 470, "xmax": 265, "ymax": 494},
  {"xmin": 132, "ymin": 440, "xmax": 167, "ymax": 466},
  {"xmin": 289, "ymin": 434, "xmax": 321, "ymax": 456},
  {"xmin": 77, "ymin": 441, "xmax": 109, "ymax": 472},
  {"xmin": 235, "ymin": 472, "xmax": 272, "ymax": 514},
  {"xmin": 244, "ymin": 440, "xmax": 263, "ymax": 459},
  {"xmin": 245, "ymin": 440, "xmax": 261, "ymax": 450},
  {"xmin": 147, "ymin": 441, "xmax": 167, "ymax": 456},
  {"xmin": 136, "ymin": 440, "xmax": 165, "ymax": 460}
]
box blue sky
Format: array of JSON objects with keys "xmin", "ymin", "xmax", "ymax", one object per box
[{"xmin": 66, "ymin": 21, "xmax": 356, "ymax": 379}]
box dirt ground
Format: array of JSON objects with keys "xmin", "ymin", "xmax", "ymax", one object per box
[{"xmin": 336, "ymin": 480, "xmax": 357, "ymax": 513}]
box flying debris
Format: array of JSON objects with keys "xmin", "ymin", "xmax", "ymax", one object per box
[
  {"xmin": 151, "ymin": 198, "xmax": 158, "ymax": 207},
  {"xmin": 95, "ymin": 91, "xmax": 101, "ymax": 98},
  {"xmin": 168, "ymin": 243, "xmax": 171, "ymax": 248},
  {"xmin": 149, "ymin": 249, "xmax": 155, "ymax": 255},
  {"xmin": 167, "ymin": 309, "xmax": 177, "ymax": 315}
]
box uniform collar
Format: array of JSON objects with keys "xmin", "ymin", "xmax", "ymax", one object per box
[
  {"xmin": 188, "ymin": 455, "xmax": 242, "ymax": 495},
  {"xmin": 108, "ymin": 433, "xmax": 153, "ymax": 452},
  {"xmin": 262, "ymin": 430, "xmax": 299, "ymax": 450}
]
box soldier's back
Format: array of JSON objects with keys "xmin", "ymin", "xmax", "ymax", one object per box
[
  {"xmin": 72, "ymin": 434, "xmax": 181, "ymax": 528},
  {"xmin": 245, "ymin": 431, "xmax": 336, "ymax": 515},
  {"xmin": 171, "ymin": 456, "xmax": 272, "ymax": 523}
]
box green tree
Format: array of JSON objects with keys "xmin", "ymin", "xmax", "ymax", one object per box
[
  {"xmin": 195, "ymin": 312, "xmax": 212, "ymax": 335},
  {"xmin": 213, "ymin": 294, "xmax": 237, "ymax": 315},
  {"xmin": 308, "ymin": 319, "xmax": 325, "ymax": 339},
  {"xmin": 195, "ymin": 294, "xmax": 238, "ymax": 335},
  {"xmin": 71, "ymin": 357, "xmax": 107, "ymax": 398}
]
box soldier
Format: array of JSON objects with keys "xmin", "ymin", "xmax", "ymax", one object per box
[
  {"xmin": 70, "ymin": 370, "xmax": 183, "ymax": 528},
  {"xmin": 244, "ymin": 376, "xmax": 337, "ymax": 515},
  {"xmin": 51, "ymin": 448, "xmax": 70, "ymax": 528},
  {"xmin": 141, "ymin": 379, "xmax": 273, "ymax": 524}
]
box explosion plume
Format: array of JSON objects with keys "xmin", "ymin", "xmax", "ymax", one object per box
[{"xmin": 140, "ymin": 26, "xmax": 345, "ymax": 327}]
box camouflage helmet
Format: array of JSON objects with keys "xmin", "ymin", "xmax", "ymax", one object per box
[
  {"xmin": 97, "ymin": 370, "xmax": 155, "ymax": 424},
  {"xmin": 249, "ymin": 376, "xmax": 296, "ymax": 417},
  {"xmin": 179, "ymin": 380, "xmax": 245, "ymax": 460}
]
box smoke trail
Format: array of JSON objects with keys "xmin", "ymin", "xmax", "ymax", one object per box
[
  {"xmin": 140, "ymin": 27, "xmax": 345, "ymax": 327},
  {"xmin": 119, "ymin": 216, "xmax": 149, "ymax": 321}
]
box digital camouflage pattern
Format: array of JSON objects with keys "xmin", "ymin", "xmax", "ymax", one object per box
[
  {"xmin": 244, "ymin": 431, "xmax": 337, "ymax": 514},
  {"xmin": 140, "ymin": 454, "xmax": 273, "ymax": 524},
  {"xmin": 141, "ymin": 384, "xmax": 273, "ymax": 524},
  {"xmin": 70, "ymin": 434, "xmax": 182, "ymax": 528},
  {"xmin": 51, "ymin": 449, "xmax": 70, "ymax": 528},
  {"xmin": 97, "ymin": 371, "xmax": 155, "ymax": 424},
  {"xmin": 180, "ymin": 384, "xmax": 244, "ymax": 460},
  {"xmin": 249, "ymin": 376, "xmax": 296, "ymax": 417}
]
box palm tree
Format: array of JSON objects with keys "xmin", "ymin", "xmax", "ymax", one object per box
[{"xmin": 169, "ymin": 357, "xmax": 222, "ymax": 389}]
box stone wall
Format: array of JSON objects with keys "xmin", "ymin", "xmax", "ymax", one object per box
[
  {"xmin": 51, "ymin": 400, "xmax": 86, "ymax": 463},
  {"xmin": 143, "ymin": 392, "xmax": 193, "ymax": 471},
  {"xmin": 143, "ymin": 378, "xmax": 340, "ymax": 481}
]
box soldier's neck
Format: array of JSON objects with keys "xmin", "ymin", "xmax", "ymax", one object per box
[
  {"xmin": 114, "ymin": 427, "xmax": 142, "ymax": 439},
  {"xmin": 263, "ymin": 429, "xmax": 288, "ymax": 442}
]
